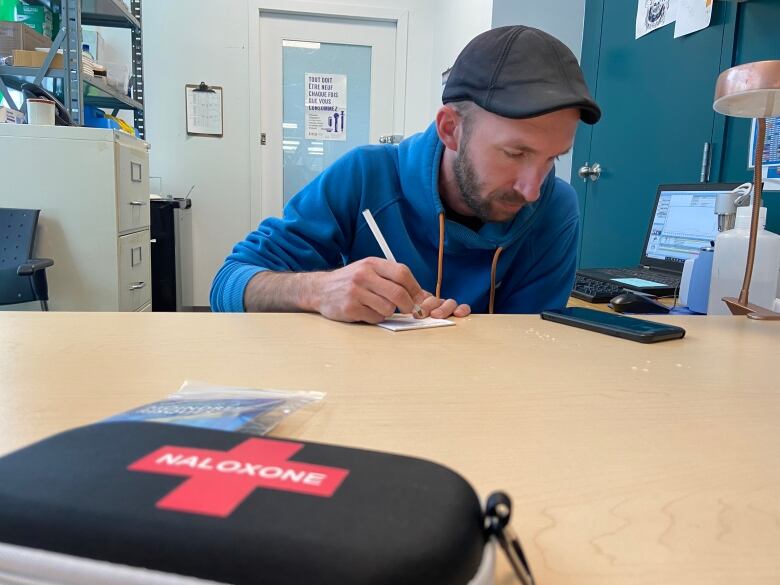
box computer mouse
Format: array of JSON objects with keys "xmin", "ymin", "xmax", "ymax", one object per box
[{"xmin": 608, "ymin": 291, "xmax": 670, "ymax": 314}]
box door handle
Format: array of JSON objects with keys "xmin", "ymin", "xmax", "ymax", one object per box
[
  {"xmin": 379, "ymin": 134, "xmax": 403, "ymax": 144},
  {"xmin": 129, "ymin": 281, "xmax": 146, "ymax": 290},
  {"xmin": 700, "ymin": 142, "xmax": 712, "ymax": 182},
  {"xmin": 577, "ymin": 162, "xmax": 602, "ymax": 182},
  {"xmin": 129, "ymin": 200, "xmax": 147, "ymax": 206}
]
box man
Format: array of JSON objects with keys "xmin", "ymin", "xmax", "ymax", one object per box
[{"xmin": 211, "ymin": 26, "xmax": 601, "ymax": 322}]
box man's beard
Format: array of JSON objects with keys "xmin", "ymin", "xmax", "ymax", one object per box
[{"xmin": 453, "ymin": 142, "xmax": 526, "ymax": 223}]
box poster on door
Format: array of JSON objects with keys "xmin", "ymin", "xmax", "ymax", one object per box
[
  {"xmin": 305, "ymin": 73, "xmax": 347, "ymax": 141},
  {"xmin": 635, "ymin": 0, "xmax": 678, "ymax": 39},
  {"xmin": 673, "ymin": 0, "xmax": 712, "ymax": 38}
]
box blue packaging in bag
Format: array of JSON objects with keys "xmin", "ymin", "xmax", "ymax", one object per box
[{"xmin": 104, "ymin": 381, "xmax": 325, "ymax": 436}]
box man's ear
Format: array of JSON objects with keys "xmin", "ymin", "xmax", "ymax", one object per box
[{"xmin": 435, "ymin": 105, "xmax": 461, "ymax": 152}]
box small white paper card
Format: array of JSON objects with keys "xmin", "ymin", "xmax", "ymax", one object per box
[{"xmin": 376, "ymin": 314, "xmax": 455, "ymax": 332}]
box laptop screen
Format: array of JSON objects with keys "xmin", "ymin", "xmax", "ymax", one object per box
[{"xmin": 641, "ymin": 183, "xmax": 739, "ymax": 270}]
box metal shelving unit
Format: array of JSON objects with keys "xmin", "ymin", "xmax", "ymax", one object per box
[
  {"xmin": 82, "ymin": 0, "xmax": 140, "ymax": 29},
  {"xmin": 84, "ymin": 73, "xmax": 143, "ymax": 110},
  {"xmin": 0, "ymin": 0, "xmax": 144, "ymax": 138},
  {"xmin": 0, "ymin": 66, "xmax": 66, "ymax": 80}
]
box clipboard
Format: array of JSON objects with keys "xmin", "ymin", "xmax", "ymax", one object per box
[{"xmin": 185, "ymin": 82, "xmax": 224, "ymax": 137}]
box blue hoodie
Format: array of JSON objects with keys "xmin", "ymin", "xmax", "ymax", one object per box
[{"xmin": 211, "ymin": 123, "xmax": 579, "ymax": 314}]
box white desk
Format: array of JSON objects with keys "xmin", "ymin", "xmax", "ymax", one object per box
[{"xmin": 0, "ymin": 312, "xmax": 778, "ymax": 584}]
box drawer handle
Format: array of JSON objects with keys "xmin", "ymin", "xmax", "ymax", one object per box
[
  {"xmin": 131, "ymin": 245, "xmax": 142, "ymax": 267},
  {"xmin": 129, "ymin": 200, "xmax": 147, "ymax": 206},
  {"xmin": 131, "ymin": 161, "xmax": 143, "ymax": 182},
  {"xmin": 129, "ymin": 281, "xmax": 146, "ymax": 291}
]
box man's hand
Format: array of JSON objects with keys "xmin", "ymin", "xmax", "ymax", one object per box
[
  {"xmin": 244, "ymin": 259, "xmax": 471, "ymax": 323},
  {"xmin": 418, "ymin": 293, "xmax": 471, "ymax": 319},
  {"xmin": 313, "ymin": 257, "xmax": 430, "ymax": 324}
]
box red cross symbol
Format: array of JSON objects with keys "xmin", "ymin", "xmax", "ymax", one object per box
[{"xmin": 128, "ymin": 438, "xmax": 350, "ymax": 518}]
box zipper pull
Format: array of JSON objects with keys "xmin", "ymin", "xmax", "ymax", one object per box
[{"xmin": 485, "ymin": 491, "xmax": 536, "ymax": 585}]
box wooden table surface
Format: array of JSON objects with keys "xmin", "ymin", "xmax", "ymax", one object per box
[{"xmin": 0, "ymin": 312, "xmax": 778, "ymax": 584}]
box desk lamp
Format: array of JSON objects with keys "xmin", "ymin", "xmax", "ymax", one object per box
[{"xmin": 713, "ymin": 60, "xmax": 780, "ymax": 320}]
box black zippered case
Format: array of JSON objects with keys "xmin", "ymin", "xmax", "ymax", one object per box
[{"xmin": 0, "ymin": 422, "xmax": 531, "ymax": 585}]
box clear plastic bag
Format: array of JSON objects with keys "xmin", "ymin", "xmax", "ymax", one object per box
[{"xmin": 103, "ymin": 380, "xmax": 325, "ymax": 436}]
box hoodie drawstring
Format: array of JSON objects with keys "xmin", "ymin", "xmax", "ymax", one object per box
[
  {"xmin": 435, "ymin": 212, "xmax": 503, "ymax": 315},
  {"xmin": 489, "ymin": 247, "xmax": 504, "ymax": 314},
  {"xmin": 436, "ymin": 213, "xmax": 445, "ymax": 298}
]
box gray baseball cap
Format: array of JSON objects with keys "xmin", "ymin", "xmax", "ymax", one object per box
[{"xmin": 442, "ymin": 26, "xmax": 601, "ymax": 124}]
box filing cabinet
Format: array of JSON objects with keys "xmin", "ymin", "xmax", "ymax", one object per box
[{"xmin": 0, "ymin": 125, "xmax": 152, "ymax": 311}]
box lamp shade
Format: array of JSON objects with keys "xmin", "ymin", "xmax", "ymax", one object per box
[{"xmin": 713, "ymin": 60, "xmax": 780, "ymax": 118}]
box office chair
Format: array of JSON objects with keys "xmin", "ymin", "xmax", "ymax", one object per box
[{"xmin": 0, "ymin": 208, "xmax": 54, "ymax": 311}]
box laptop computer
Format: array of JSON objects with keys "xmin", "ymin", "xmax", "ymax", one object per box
[{"xmin": 575, "ymin": 183, "xmax": 740, "ymax": 299}]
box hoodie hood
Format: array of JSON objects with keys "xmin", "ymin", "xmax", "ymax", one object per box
[{"xmin": 395, "ymin": 122, "xmax": 558, "ymax": 252}]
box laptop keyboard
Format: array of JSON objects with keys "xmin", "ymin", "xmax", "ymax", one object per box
[
  {"xmin": 571, "ymin": 275, "xmax": 625, "ymax": 303},
  {"xmin": 597, "ymin": 269, "xmax": 680, "ymax": 286}
]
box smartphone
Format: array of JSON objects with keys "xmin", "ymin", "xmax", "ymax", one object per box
[{"xmin": 540, "ymin": 307, "xmax": 685, "ymax": 343}]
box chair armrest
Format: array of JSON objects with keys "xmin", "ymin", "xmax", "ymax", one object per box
[{"xmin": 17, "ymin": 258, "xmax": 54, "ymax": 276}]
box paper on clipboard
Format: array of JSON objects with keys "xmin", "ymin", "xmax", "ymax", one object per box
[{"xmin": 186, "ymin": 84, "xmax": 223, "ymax": 136}]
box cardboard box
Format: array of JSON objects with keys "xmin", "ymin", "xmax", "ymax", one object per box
[
  {"xmin": 0, "ymin": 106, "xmax": 23, "ymax": 124},
  {"xmin": 12, "ymin": 48, "xmax": 63, "ymax": 68},
  {"xmin": 0, "ymin": 21, "xmax": 50, "ymax": 57},
  {"xmin": 14, "ymin": 2, "xmax": 52, "ymax": 38},
  {"xmin": 0, "ymin": 105, "xmax": 26, "ymax": 124}
]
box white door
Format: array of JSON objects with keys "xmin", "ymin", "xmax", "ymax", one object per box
[{"xmin": 257, "ymin": 11, "xmax": 400, "ymax": 221}]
